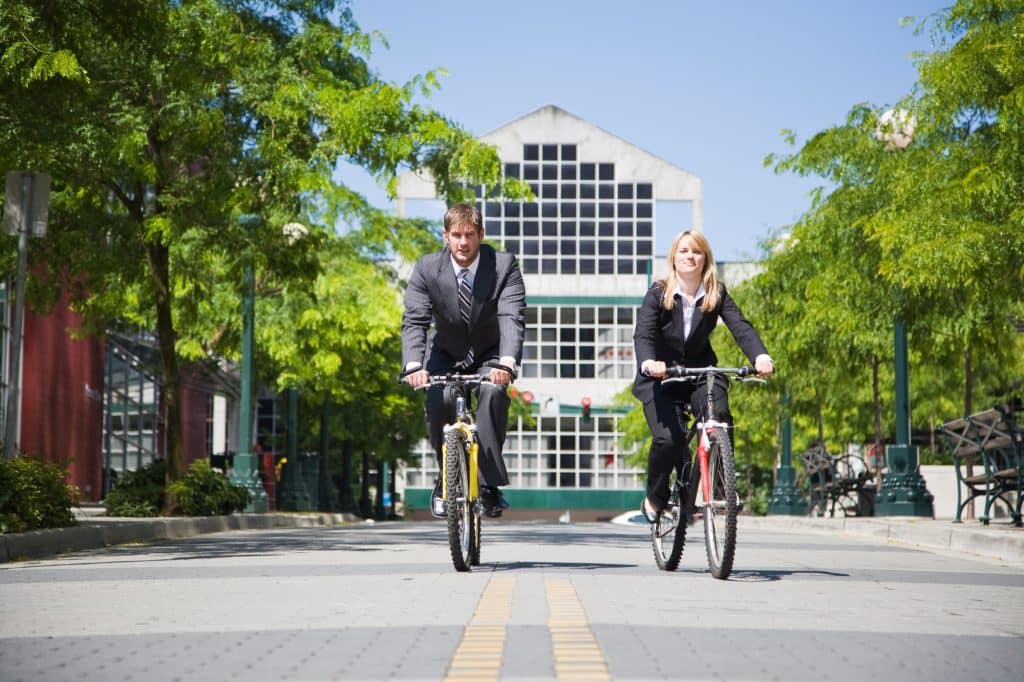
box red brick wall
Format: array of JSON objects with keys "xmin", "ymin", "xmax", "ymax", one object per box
[{"xmin": 21, "ymin": 302, "xmax": 105, "ymax": 501}]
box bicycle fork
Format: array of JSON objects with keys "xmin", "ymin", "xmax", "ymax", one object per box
[{"xmin": 441, "ymin": 423, "xmax": 480, "ymax": 502}]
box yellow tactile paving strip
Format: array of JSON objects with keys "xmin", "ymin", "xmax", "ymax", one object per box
[
  {"xmin": 443, "ymin": 577, "xmax": 515, "ymax": 681},
  {"xmin": 546, "ymin": 578, "xmax": 612, "ymax": 681}
]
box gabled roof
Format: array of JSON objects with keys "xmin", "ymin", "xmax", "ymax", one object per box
[{"xmin": 396, "ymin": 104, "xmax": 702, "ymax": 202}]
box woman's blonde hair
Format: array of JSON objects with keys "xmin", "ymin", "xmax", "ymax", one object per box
[{"xmin": 658, "ymin": 230, "xmax": 720, "ymax": 311}]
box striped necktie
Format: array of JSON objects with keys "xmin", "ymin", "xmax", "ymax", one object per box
[{"xmin": 458, "ymin": 268, "xmax": 472, "ymax": 326}]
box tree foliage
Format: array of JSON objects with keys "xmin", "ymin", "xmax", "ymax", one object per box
[{"xmin": 0, "ymin": 1, "xmax": 528, "ymax": 498}]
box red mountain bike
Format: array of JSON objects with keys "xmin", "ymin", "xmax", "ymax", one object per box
[{"xmin": 650, "ymin": 365, "xmax": 765, "ymax": 579}]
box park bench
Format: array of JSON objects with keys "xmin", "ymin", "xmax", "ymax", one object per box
[
  {"xmin": 797, "ymin": 443, "xmax": 875, "ymax": 517},
  {"xmin": 936, "ymin": 406, "xmax": 1023, "ymax": 526}
]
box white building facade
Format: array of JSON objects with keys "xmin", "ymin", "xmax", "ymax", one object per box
[{"xmin": 397, "ymin": 105, "xmax": 704, "ymax": 514}]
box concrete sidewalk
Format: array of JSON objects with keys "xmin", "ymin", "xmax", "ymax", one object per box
[{"xmin": 2, "ymin": 507, "xmax": 1021, "ymax": 564}]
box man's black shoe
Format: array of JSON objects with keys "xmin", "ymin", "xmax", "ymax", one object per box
[
  {"xmin": 480, "ymin": 485, "xmax": 510, "ymax": 518},
  {"xmin": 430, "ymin": 479, "xmax": 446, "ymax": 518}
]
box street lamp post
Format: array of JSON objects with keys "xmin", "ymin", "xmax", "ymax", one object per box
[
  {"xmin": 230, "ymin": 213, "xmax": 269, "ymax": 512},
  {"xmin": 767, "ymin": 393, "xmax": 807, "ymax": 515},
  {"xmin": 873, "ymin": 110, "xmax": 934, "ymax": 517}
]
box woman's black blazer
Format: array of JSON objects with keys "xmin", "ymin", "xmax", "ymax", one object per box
[{"xmin": 632, "ymin": 281, "xmax": 768, "ymax": 404}]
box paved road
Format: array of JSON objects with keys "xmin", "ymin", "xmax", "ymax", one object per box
[{"xmin": 2, "ymin": 519, "xmax": 1022, "ymax": 681}]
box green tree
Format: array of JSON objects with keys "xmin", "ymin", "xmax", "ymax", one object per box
[{"xmin": 0, "ymin": 1, "xmax": 527, "ymax": 505}]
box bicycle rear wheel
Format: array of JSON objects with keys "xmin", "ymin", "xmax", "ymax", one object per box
[
  {"xmin": 703, "ymin": 430, "xmax": 737, "ymax": 579},
  {"xmin": 444, "ymin": 429, "xmax": 475, "ymax": 572},
  {"xmin": 651, "ymin": 469, "xmax": 688, "ymax": 571}
]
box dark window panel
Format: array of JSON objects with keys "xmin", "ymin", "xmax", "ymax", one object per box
[
  {"xmin": 580, "ymin": 259, "xmax": 595, "ymax": 274},
  {"xmin": 619, "ymin": 241, "xmax": 634, "ymax": 255},
  {"xmin": 598, "ymin": 184, "xmax": 614, "ymax": 199},
  {"xmin": 524, "ymin": 144, "xmax": 539, "ymax": 161},
  {"xmin": 526, "ymin": 307, "xmax": 538, "ymax": 324},
  {"xmin": 580, "ymin": 203, "xmax": 595, "ymax": 218},
  {"xmin": 617, "ymin": 183, "xmax": 634, "ymax": 199},
  {"xmin": 598, "ymin": 240, "xmax": 614, "ymax": 255},
  {"xmin": 542, "ymin": 164, "xmax": 557, "ymax": 180},
  {"xmin": 504, "ymin": 163, "xmax": 520, "ymax": 178},
  {"xmin": 579, "ymin": 344, "xmax": 595, "ymax": 358},
  {"xmin": 542, "ymin": 221, "xmax": 557, "ymax": 236},
  {"xmin": 560, "ymin": 307, "xmax": 576, "ymax": 324},
  {"xmin": 486, "ymin": 201, "xmax": 501, "ymax": 217},
  {"xmin": 523, "ymin": 240, "xmax": 539, "ymax": 255},
  {"xmin": 560, "ymin": 223, "xmax": 577, "ymax": 238},
  {"xmin": 523, "ymin": 203, "xmax": 539, "ymax": 218},
  {"xmin": 505, "ymin": 220, "xmax": 520, "ymax": 235},
  {"xmin": 505, "ymin": 239, "xmax": 520, "ymax": 254},
  {"xmin": 618, "ymin": 308, "xmax": 633, "ymax": 324},
  {"xmin": 504, "ymin": 202, "xmax": 520, "ymax": 217},
  {"xmin": 618, "ymin": 203, "xmax": 634, "ymax": 218},
  {"xmin": 561, "ymin": 203, "xmax": 577, "ymax": 218},
  {"xmin": 598, "ymin": 221, "xmax": 614, "ymax": 236},
  {"xmin": 561, "ymin": 259, "xmax": 576, "ymax": 274},
  {"xmin": 523, "ymin": 258, "xmax": 538, "ymax": 274},
  {"xmin": 561, "ymin": 184, "xmax": 577, "ymax": 199},
  {"xmin": 580, "ymin": 185, "xmax": 596, "ymax": 200},
  {"xmin": 542, "ymin": 308, "xmax": 557, "ymax": 323},
  {"xmin": 560, "ymin": 327, "xmax": 576, "ymax": 344},
  {"xmin": 542, "ymin": 184, "xmax": 558, "ymax": 199},
  {"xmin": 523, "ymin": 221, "xmax": 539, "ymax": 236},
  {"xmin": 618, "ymin": 260, "xmax": 633, "ymax": 275},
  {"xmin": 598, "ymin": 163, "xmax": 614, "ymax": 180},
  {"xmin": 488, "ymin": 184, "xmax": 501, "ymax": 198},
  {"xmin": 542, "ymin": 258, "xmax": 558, "ymax": 274},
  {"xmin": 579, "ymin": 240, "xmax": 595, "ymax": 255},
  {"xmin": 524, "ymin": 164, "xmax": 539, "ymax": 180},
  {"xmin": 542, "ymin": 144, "xmax": 558, "ymax": 161},
  {"xmin": 542, "ymin": 239, "xmax": 557, "ymax": 255},
  {"xmin": 598, "ymin": 258, "xmax": 614, "ymax": 274},
  {"xmin": 580, "ymin": 163, "xmax": 596, "ymax": 180},
  {"xmin": 468, "ymin": 185, "xmax": 483, "ymax": 199},
  {"xmin": 561, "ymin": 239, "xmax": 576, "ymax": 254},
  {"xmin": 637, "ymin": 203, "xmax": 653, "ymax": 218},
  {"xmin": 560, "ymin": 364, "xmax": 577, "ymax": 379},
  {"xmin": 637, "ymin": 241, "xmax": 653, "ymax": 256},
  {"xmin": 637, "ymin": 183, "xmax": 653, "ymax": 199},
  {"xmin": 579, "ymin": 309, "xmax": 595, "ymax": 325},
  {"xmin": 579, "ymin": 364, "xmax": 595, "ymax": 378},
  {"xmin": 541, "ymin": 202, "xmax": 557, "ymax": 217},
  {"xmin": 560, "ymin": 164, "xmax": 577, "ymax": 181},
  {"xmin": 579, "ymin": 221, "xmax": 595, "ymax": 237},
  {"xmin": 598, "ymin": 203, "xmax": 614, "ymax": 218},
  {"xmin": 528, "ymin": 182, "xmax": 539, "ymax": 195},
  {"xmin": 485, "ymin": 220, "xmax": 500, "ymax": 232},
  {"xmin": 637, "ymin": 221, "xmax": 653, "ymax": 237},
  {"xmin": 617, "ymin": 222, "xmax": 633, "ymax": 237},
  {"xmin": 561, "ymin": 144, "xmax": 577, "ymax": 161}
]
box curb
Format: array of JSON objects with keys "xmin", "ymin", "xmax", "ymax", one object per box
[
  {"xmin": 740, "ymin": 515, "xmax": 1024, "ymax": 564},
  {"xmin": 0, "ymin": 512, "xmax": 359, "ymax": 563}
]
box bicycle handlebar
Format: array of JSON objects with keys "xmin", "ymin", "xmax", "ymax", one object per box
[{"xmin": 661, "ymin": 365, "xmax": 766, "ymax": 384}]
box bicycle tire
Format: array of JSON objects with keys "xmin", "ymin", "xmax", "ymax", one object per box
[
  {"xmin": 704, "ymin": 430, "xmax": 737, "ymax": 579},
  {"xmin": 444, "ymin": 429, "xmax": 474, "ymax": 572},
  {"xmin": 651, "ymin": 471, "xmax": 687, "ymax": 571}
]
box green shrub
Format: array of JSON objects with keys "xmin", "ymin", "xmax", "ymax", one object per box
[
  {"xmin": 0, "ymin": 456, "xmax": 79, "ymax": 533},
  {"xmin": 103, "ymin": 460, "xmax": 167, "ymax": 517},
  {"xmin": 168, "ymin": 460, "xmax": 250, "ymax": 516}
]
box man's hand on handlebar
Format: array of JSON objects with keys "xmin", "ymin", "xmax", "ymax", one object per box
[
  {"xmin": 644, "ymin": 360, "xmax": 668, "ymax": 379},
  {"xmin": 488, "ymin": 366, "xmax": 512, "ymax": 386},
  {"xmin": 404, "ymin": 368, "xmax": 430, "ymax": 388},
  {"xmin": 754, "ymin": 354, "xmax": 775, "ymax": 377}
]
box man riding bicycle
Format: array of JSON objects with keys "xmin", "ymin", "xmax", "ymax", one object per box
[{"xmin": 401, "ymin": 203, "xmax": 526, "ymax": 518}]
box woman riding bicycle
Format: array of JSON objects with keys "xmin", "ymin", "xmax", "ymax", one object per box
[{"xmin": 632, "ymin": 231, "xmax": 774, "ymax": 523}]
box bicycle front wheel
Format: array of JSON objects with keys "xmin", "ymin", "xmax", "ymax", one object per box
[
  {"xmin": 651, "ymin": 467, "xmax": 688, "ymax": 570},
  {"xmin": 703, "ymin": 430, "xmax": 737, "ymax": 579},
  {"xmin": 444, "ymin": 429, "xmax": 475, "ymax": 572}
]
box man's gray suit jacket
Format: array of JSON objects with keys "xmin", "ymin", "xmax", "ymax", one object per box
[{"xmin": 402, "ymin": 244, "xmax": 526, "ymax": 373}]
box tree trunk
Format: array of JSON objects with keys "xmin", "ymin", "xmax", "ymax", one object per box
[
  {"xmin": 146, "ymin": 240, "xmax": 183, "ymax": 512},
  {"xmin": 964, "ymin": 344, "xmax": 975, "ymax": 519}
]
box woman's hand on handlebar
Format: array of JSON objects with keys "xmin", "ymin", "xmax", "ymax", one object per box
[
  {"xmin": 754, "ymin": 354, "xmax": 775, "ymax": 377},
  {"xmin": 404, "ymin": 368, "xmax": 430, "ymax": 388}
]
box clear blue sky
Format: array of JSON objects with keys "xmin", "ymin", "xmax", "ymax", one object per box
[{"xmin": 344, "ymin": 0, "xmax": 947, "ymax": 261}]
